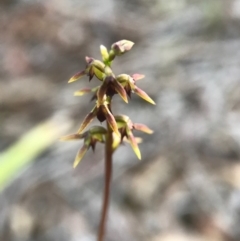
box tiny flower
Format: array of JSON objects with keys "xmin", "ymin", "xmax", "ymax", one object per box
[
  {"xmin": 115, "ymin": 115, "xmax": 154, "ymax": 160},
  {"xmin": 98, "ymin": 74, "xmax": 128, "ymax": 104},
  {"xmin": 84, "ymin": 57, "xmax": 106, "ymax": 82},
  {"xmin": 116, "ymin": 74, "xmax": 155, "ymax": 104},
  {"xmin": 116, "ymin": 74, "xmax": 135, "ymax": 97},
  {"xmin": 60, "ymin": 126, "xmax": 107, "ymax": 168},
  {"xmin": 68, "ymin": 57, "xmax": 105, "ymax": 83},
  {"xmin": 78, "ymin": 98, "xmax": 120, "ymax": 136}
]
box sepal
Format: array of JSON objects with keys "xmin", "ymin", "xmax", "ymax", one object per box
[
  {"xmin": 78, "ymin": 106, "xmax": 98, "ymax": 133},
  {"xmin": 68, "ymin": 70, "xmax": 86, "ymax": 83},
  {"xmin": 73, "ymin": 145, "xmax": 88, "ymax": 168},
  {"xmin": 133, "ymin": 86, "xmax": 156, "ymax": 105}
]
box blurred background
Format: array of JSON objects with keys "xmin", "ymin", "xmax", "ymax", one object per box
[{"xmin": 1, "ymin": 0, "xmax": 240, "ymax": 240}]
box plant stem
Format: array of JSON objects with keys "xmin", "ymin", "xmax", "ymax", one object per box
[{"xmin": 98, "ymin": 122, "xmax": 113, "ymax": 241}]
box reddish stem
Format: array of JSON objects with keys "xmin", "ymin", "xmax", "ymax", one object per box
[{"xmin": 97, "ymin": 122, "xmax": 113, "ymax": 241}]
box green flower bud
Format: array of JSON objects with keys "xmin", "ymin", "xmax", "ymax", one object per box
[{"xmin": 100, "ymin": 45, "xmax": 110, "ymax": 64}]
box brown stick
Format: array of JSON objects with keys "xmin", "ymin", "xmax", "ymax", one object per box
[{"xmin": 97, "ymin": 122, "xmax": 113, "ymax": 241}]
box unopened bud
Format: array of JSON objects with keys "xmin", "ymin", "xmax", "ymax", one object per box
[
  {"xmin": 89, "ymin": 126, "xmax": 107, "ymax": 135},
  {"xmin": 91, "ymin": 60, "xmax": 105, "ymax": 81},
  {"xmin": 111, "ymin": 40, "xmax": 134, "ymax": 56},
  {"xmin": 116, "ymin": 74, "xmax": 130, "ymax": 84},
  {"xmin": 91, "ymin": 60, "xmax": 105, "ymax": 72},
  {"xmin": 100, "ymin": 45, "xmax": 109, "ymax": 63},
  {"xmin": 115, "ymin": 115, "xmax": 130, "ymax": 128},
  {"xmin": 115, "ymin": 115, "xmax": 130, "ymax": 123}
]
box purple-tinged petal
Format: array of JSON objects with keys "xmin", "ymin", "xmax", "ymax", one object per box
[
  {"xmin": 68, "ymin": 70, "xmax": 86, "ymax": 83},
  {"xmin": 73, "ymin": 144, "xmax": 89, "ymax": 168},
  {"xmin": 78, "ymin": 106, "xmax": 97, "ymax": 133},
  {"xmin": 134, "ymin": 86, "xmax": 156, "ymax": 105},
  {"xmin": 74, "ymin": 88, "xmax": 92, "ymax": 96},
  {"xmin": 60, "ymin": 133, "xmax": 85, "ymax": 141},
  {"xmin": 133, "ymin": 123, "xmax": 153, "ymax": 134},
  {"xmin": 85, "ymin": 56, "xmax": 94, "ymax": 64},
  {"xmin": 127, "ymin": 131, "xmax": 141, "ymax": 160},
  {"xmin": 113, "ymin": 79, "xmax": 128, "ymax": 103},
  {"xmin": 121, "ymin": 40, "xmax": 134, "ymax": 51},
  {"xmin": 97, "ymin": 80, "xmax": 108, "ymax": 103},
  {"xmin": 102, "ymin": 105, "xmax": 120, "ymax": 136},
  {"xmin": 132, "ymin": 74, "xmax": 145, "ymax": 81}
]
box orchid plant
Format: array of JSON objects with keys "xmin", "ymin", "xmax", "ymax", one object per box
[{"xmin": 61, "ymin": 40, "xmax": 155, "ymax": 241}]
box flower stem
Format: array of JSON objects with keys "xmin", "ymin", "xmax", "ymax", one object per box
[{"xmin": 98, "ymin": 121, "xmax": 113, "ymax": 241}]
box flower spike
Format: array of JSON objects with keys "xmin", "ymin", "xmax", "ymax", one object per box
[{"xmin": 63, "ymin": 40, "xmax": 156, "ymax": 241}]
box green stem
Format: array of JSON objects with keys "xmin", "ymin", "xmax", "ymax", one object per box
[{"xmin": 98, "ymin": 122, "xmax": 113, "ymax": 241}]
